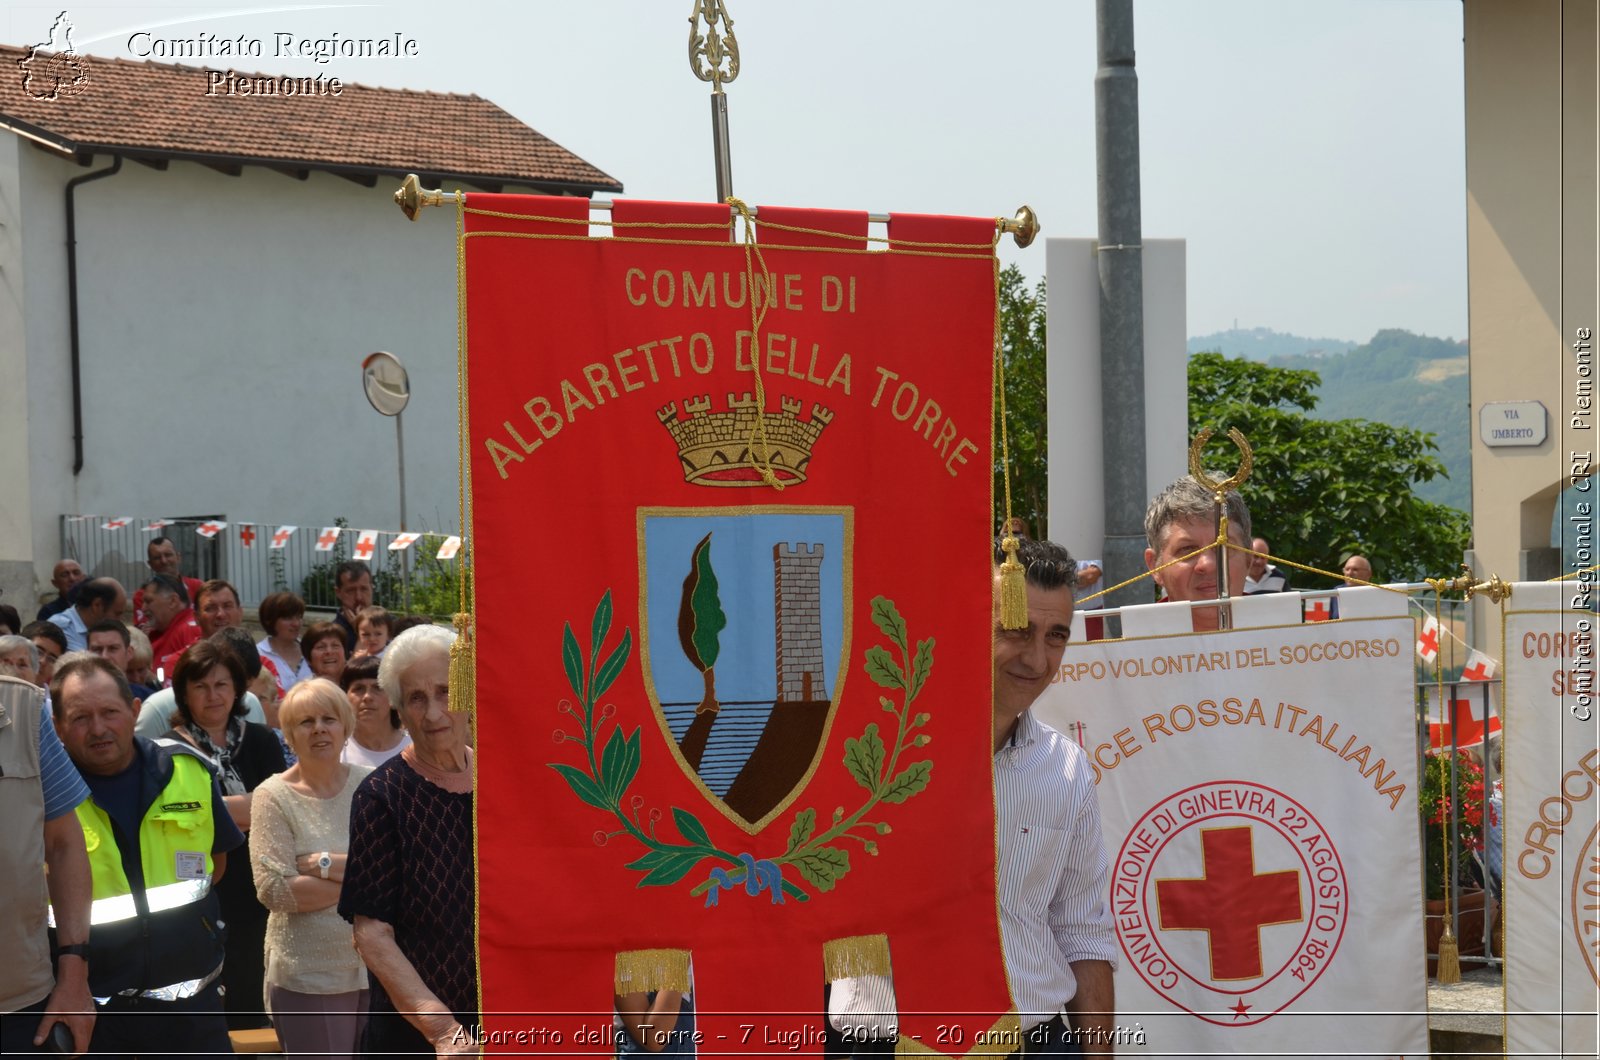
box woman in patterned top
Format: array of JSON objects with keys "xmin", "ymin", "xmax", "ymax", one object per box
[
  {"xmin": 167, "ymin": 639, "xmax": 286, "ymax": 1031},
  {"xmin": 339, "ymin": 625, "xmax": 476, "ymax": 1055},
  {"xmin": 250, "ymin": 678, "xmax": 370, "ymax": 1057}
]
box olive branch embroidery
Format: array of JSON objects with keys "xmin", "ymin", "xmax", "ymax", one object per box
[{"xmin": 549, "ymin": 591, "xmax": 934, "ymax": 904}]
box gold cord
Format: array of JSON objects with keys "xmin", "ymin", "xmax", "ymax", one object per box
[
  {"xmin": 990, "ymin": 222, "xmax": 1026, "ymax": 629},
  {"xmin": 450, "ymin": 193, "xmax": 476, "ymax": 714},
  {"xmin": 724, "ymin": 197, "xmax": 783, "ymax": 489}
]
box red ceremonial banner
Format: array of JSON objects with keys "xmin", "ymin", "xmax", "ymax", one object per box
[{"xmin": 465, "ymin": 195, "xmax": 1011, "ymax": 1052}]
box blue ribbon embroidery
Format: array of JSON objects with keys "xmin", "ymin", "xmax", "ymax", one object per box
[{"xmin": 704, "ymin": 853, "xmax": 786, "ymax": 907}]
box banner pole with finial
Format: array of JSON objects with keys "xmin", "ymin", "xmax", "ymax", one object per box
[
  {"xmin": 688, "ymin": 0, "xmax": 740, "ymax": 203},
  {"xmin": 1187, "ymin": 428, "xmax": 1253, "ymax": 632}
]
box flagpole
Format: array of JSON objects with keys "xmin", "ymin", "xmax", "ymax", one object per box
[
  {"xmin": 397, "ymin": 410, "xmax": 411, "ymax": 611},
  {"xmin": 688, "ymin": 0, "xmax": 739, "ymax": 203}
]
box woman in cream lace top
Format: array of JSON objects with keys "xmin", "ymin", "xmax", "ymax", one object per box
[{"xmin": 250, "ymin": 678, "xmax": 372, "ymax": 1057}]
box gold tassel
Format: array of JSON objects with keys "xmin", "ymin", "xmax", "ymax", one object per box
[
  {"xmin": 614, "ymin": 949, "xmax": 693, "ymax": 995},
  {"xmin": 449, "ymin": 612, "xmax": 475, "ymax": 714},
  {"xmin": 823, "ymin": 934, "xmax": 893, "ymax": 981},
  {"xmin": 1435, "ymin": 926, "xmax": 1461, "ymax": 984},
  {"xmin": 999, "ymin": 532, "xmax": 1028, "ymax": 629}
]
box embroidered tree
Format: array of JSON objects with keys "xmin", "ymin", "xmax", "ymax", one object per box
[{"xmin": 677, "ymin": 533, "xmax": 727, "ymax": 768}]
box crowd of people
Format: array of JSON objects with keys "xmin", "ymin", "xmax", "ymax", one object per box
[
  {"xmin": 0, "ymin": 498, "xmax": 1428, "ymax": 1060},
  {"xmin": 0, "ymin": 544, "xmax": 477, "ymax": 1058}
]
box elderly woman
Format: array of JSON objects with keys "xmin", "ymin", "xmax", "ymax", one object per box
[
  {"xmin": 302, "ymin": 621, "xmax": 349, "ymax": 682},
  {"xmin": 251, "ymin": 678, "xmax": 372, "ymax": 1057},
  {"xmin": 168, "ymin": 639, "xmax": 287, "ymax": 1030},
  {"xmin": 0, "ymin": 633, "xmax": 39, "ymax": 684},
  {"xmin": 339, "ymin": 625, "xmax": 475, "ymax": 1055},
  {"xmin": 258, "ymin": 591, "xmax": 314, "ymax": 692},
  {"xmin": 339, "ymin": 655, "xmax": 411, "ymax": 768}
]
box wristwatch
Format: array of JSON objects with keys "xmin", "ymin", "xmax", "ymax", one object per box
[
  {"xmin": 56, "ymin": 944, "xmax": 90, "ymax": 962},
  {"xmin": 317, "ymin": 852, "xmax": 332, "ymax": 879}
]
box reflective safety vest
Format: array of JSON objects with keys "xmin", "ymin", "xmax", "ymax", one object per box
[
  {"xmin": 55, "ymin": 742, "xmax": 227, "ymax": 999},
  {"xmin": 76, "ymin": 751, "xmax": 216, "ymax": 914}
]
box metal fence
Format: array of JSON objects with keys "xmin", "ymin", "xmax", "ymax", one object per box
[{"xmin": 58, "ymin": 515, "xmax": 460, "ymax": 619}]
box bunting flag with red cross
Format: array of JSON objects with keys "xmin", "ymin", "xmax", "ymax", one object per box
[
  {"xmin": 271, "ymin": 526, "xmax": 297, "ymax": 550},
  {"xmin": 352, "ymin": 529, "xmax": 380, "ymax": 561},
  {"xmin": 436, "ymin": 535, "xmax": 462, "ymax": 561},
  {"xmin": 238, "ymin": 525, "xmax": 257, "ymax": 549},
  {"xmin": 1426, "ymin": 689, "xmax": 1502, "ymax": 750},
  {"xmin": 1415, "ymin": 613, "xmax": 1441, "ymax": 662},
  {"xmin": 194, "ymin": 521, "xmax": 227, "ymax": 539},
  {"xmin": 1501, "ymin": 583, "xmax": 1599, "ymax": 1057},
  {"xmin": 388, "ymin": 532, "xmax": 422, "ymax": 552},
  {"xmin": 1035, "ymin": 615, "xmax": 1428, "ymax": 1054},
  {"xmin": 101, "ymin": 517, "xmax": 131, "ymax": 531},
  {"xmin": 1460, "ymin": 649, "xmax": 1497, "ymax": 682},
  {"xmin": 461, "ymin": 195, "xmax": 1012, "ymax": 1051},
  {"xmin": 314, "ymin": 526, "xmax": 341, "ymax": 553},
  {"xmin": 141, "ymin": 520, "xmax": 170, "ymax": 533},
  {"xmin": 1303, "ymin": 596, "xmax": 1334, "ymax": 623}
]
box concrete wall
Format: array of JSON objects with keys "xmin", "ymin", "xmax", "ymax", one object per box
[
  {"xmin": 1464, "ymin": 0, "xmax": 1598, "ymax": 625},
  {"xmin": 3, "ymin": 142, "xmax": 500, "ymax": 614},
  {"xmin": 1045, "ymin": 237, "xmax": 1188, "ymax": 577}
]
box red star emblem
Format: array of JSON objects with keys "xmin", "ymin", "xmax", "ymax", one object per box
[{"xmin": 1230, "ymin": 999, "xmax": 1252, "ymax": 1020}]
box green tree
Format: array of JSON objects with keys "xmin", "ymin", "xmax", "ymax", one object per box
[
  {"xmin": 995, "ymin": 265, "xmax": 1049, "ymax": 537},
  {"xmin": 677, "ymin": 533, "xmax": 727, "ymax": 714},
  {"xmin": 1188, "ymin": 351, "xmax": 1471, "ymax": 583}
]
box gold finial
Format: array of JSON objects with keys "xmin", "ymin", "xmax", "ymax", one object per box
[
  {"xmin": 395, "ymin": 173, "xmax": 446, "ymax": 222},
  {"xmin": 1188, "ymin": 427, "xmax": 1254, "ymax": 494},
  {"xmin": 1001, "ymin": 206, "xmax": 1040, "ymax": 248},
  {"xmin": 688, "ymin": 0, "xmax": 740, "ymax": 92},
  {"xmin": 1424, "ymin": 566, "xmax": 1514, "ymax": 604},
  {"xmin": 1467, "ymin": 574, "xmax": 1513, "ymax": 604}
]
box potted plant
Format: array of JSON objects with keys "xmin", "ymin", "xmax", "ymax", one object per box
[{"xmin": 1420, "ymin": 749, "xmax": 1490, "ymax": 972}]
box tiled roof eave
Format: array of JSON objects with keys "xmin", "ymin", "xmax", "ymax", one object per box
[{"xmin": 2, "ymin": 119, "xmax": 623, "ymax": 193}]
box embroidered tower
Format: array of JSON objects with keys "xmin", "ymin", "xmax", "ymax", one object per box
[{"xmin": 773, "ymin": 543, "xmax": 826, "ymax": 704}]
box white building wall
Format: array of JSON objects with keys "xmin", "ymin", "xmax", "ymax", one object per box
[
  {"xmin": 0, "ymin": 133, "xmax": 38, "ymax": 610},
  {"xmin": 8, "ymin": 143, "xmax": 492, "ymax": 611}
]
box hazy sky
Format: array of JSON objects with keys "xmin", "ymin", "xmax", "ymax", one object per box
[{"xmin": 13, "ymin": 0, "xmax": 1469, "ymax": 343}]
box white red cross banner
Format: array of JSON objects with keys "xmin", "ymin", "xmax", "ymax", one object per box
[
  {"xmin": 1502, "ymin": 583, "xmax": 1600, "ymax": 1058},
  {"xmin": 1035, "ymin": 615, "xmax": 1428, "ymax": 1057}
]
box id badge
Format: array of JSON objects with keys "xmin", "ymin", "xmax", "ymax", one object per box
[{"xmin": 175, "ymin": 851, "xmax": 207, "ymax": 880}]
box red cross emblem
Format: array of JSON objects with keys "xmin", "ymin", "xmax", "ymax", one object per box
[
  {"xmin": 1416, "ymin": 623, "xmax": 1440, "ymax": 658},
  {"xmin": 354, "ymin": 536, "xmax": 376, "ymax": 560},
  {"xmin": 1304, "ymin": 599, "xmax": 1331, "ymax": 623},
  {"xmin": 317, "ymin": 528, "xmax": 341, "ymax": 550},
  {"xmin": 1429, "ymin": 698, "xmax": 1503, "ymax": 749},
  {"xmin": 238, "ymin": 525, "xmax": 256, "ymax": 548},
  {"xmin": 271, "ymin": 527, "xmax": 295, "ymax": 548},
  {"xmin": 1461, "ymin": 660, "xmax": 1491, "ymax": 681},
  {"xmin": 196, "ymin": 521, "xmax": 226, "ymax": 538},
  {"xmin": 1156, "ymin": 825, "xmax": 1303, "ymax": 980}
]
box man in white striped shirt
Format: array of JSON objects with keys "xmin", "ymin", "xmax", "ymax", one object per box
[
  {"xmin": 829, "ymin": 539, "xmax": 1117, "ymax": 1057},
  {"xmin": 989, "ymin": 537, "xmax": 1117, "ymax": 1055}
]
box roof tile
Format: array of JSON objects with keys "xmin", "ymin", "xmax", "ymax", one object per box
[{"xmin": 2, "ymin": 44, "xmax": 621, "ymax": 192}]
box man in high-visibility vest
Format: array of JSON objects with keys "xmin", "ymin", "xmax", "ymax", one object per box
[{"xmin": 50, "ymin": 652, "xmax": 244, "ymax": 1055}]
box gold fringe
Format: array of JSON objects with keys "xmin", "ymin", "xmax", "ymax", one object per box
[
  {"xmin": 1435, "ymin": 927, "xmax": 1461, "ymax": 984},
  {"xmin": 614, "ymin": 949, "xmax": 693, "ymax": 995},
  {"xmin": 449, "ymin": 612, "xmax": 475, "ymax": 714},
  {"xmin": 998, "ymin": 533, "xmax": 1028, "ymax": 630},
  {"xmin": 822, "ymin": 934, "xmax": 893, "ymax": 981}
]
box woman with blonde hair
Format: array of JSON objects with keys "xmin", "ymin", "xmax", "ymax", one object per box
[{"xmin": 251, "ymin": 678, "xmax": 371, "ymax": 1057}]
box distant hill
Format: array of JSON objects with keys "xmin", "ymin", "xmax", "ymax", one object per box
[
  {"xmin": 1187, "ymin": 327, "xmax": 1359, "ymax": 361},
  {"xmin": 1188, "ymin": 328, "xmax": 1471, "ymax": 513}
]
